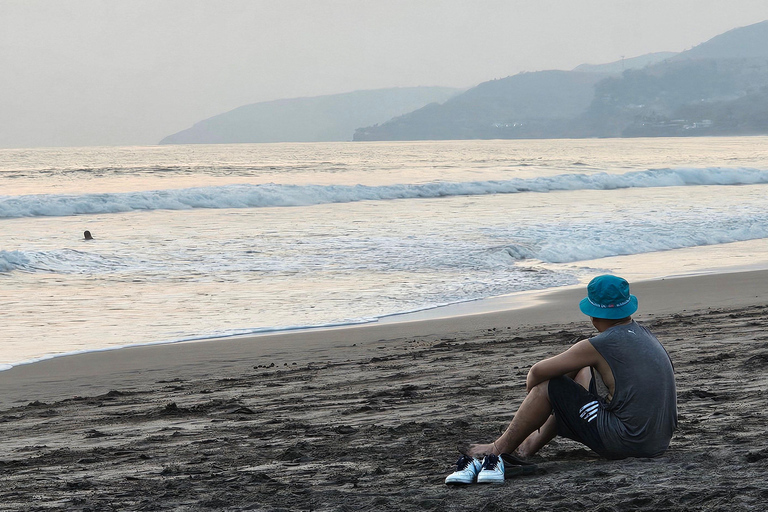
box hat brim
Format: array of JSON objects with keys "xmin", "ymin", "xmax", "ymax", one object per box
[{"xmin": 579, "ymin": 295, "xmax": 638, "ymax": 320}]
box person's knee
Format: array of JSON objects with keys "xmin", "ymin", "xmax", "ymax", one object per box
[{"xmin": 531, "ymin": 380, "xmax": 550, "ymax": 402}]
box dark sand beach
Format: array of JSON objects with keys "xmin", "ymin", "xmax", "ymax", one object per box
[{"xmin": 1, "ymin": 271, "xmax": 768, "ymax": 511}]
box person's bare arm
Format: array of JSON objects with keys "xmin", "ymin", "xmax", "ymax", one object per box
[{"xmin": 525, "ymin": 340, "xmax": 603, "ymax": 392}]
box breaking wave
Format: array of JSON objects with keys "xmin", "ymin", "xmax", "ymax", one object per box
[
  {"xmin": 0, "ymin": 249, "xmax": 130, "ymax": 274},
  {"xmin": 1, "ymin": 167, "xmax": 767, "ymax": 219}
]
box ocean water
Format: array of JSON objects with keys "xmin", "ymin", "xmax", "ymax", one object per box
[{"xmin": 2, "ymin": 137, "xmax": 768, "ymax": 369}]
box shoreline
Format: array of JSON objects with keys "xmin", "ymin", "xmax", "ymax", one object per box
[
  {"xmin": 0, "ymin": 284, "xmax": 548, "ymax": 374},
  {"xmin": 1, "ymin": 268, "xmax": 767, "ymax": 409},
  {"xmin": 5, "ymin": 250, "xmax": 768, "ymax": 374}
]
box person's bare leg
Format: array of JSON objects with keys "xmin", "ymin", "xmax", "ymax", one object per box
[
  {"xmin": 464, "ymin": 380, "xmax": 553, "ymax": 458},
  {"xmin": 465, "ymin": 367, "xmax": 594, "ymax": 458},
  {"xmin": 572, "ymin": 366, "xmax": 592, "ymax": 389},
  {"xmin": 514, "ymin": 366, "xmax": 593, "ymax": 457},
  {"xmin": 516, "ymin": 414, "xmax": 558, "ymax": 457}
]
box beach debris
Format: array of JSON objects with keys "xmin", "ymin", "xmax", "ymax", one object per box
[
  {"xmin": 745, "ymin": 448, "xmax": 768, "ymax": 463},
  {"xmin": 154, "ymin": 401, "xmax": 193, "ymax": 416},
  {"xmin": 65, "ymin": 480, "xmax": 93, "ymax": 490},
  {"xmin": 279, "ymin": 443, "xmax": 312, "ymax": 462},
  {"xmin": 400, "ymin": 384, "xmax": 419, "ymax": 398},
  {"xmin": 83, "ymin": 429, "xmax": 110, "ymax": 439},
  {"xmin": 228, "ymin": 406, "xmax": 255, "ymax": 415},
  {"xmin": 742, "ymin": 353, "xmax": 768, "ymax": 369},
  {"xmin": 248, "ymin": 473, "xmax": 278, "ymax": 483}
]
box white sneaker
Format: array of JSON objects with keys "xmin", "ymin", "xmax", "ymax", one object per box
[
  {"xmin": 445, "ymin": 455, "xmax": 482, "ymax": 484},
  {"xmin": 476, "ymin": 453, "xmax": 505, "ymax": 484}
]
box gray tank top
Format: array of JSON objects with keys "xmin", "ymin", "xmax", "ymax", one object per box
[{"xmin": 589, "ymin": 321, "xmax": 677, "ymax": 457}]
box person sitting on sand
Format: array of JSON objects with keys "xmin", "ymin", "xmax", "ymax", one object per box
[{"xmin": 446, "ymin": 274, "xmax": 677, "ymax": 484}]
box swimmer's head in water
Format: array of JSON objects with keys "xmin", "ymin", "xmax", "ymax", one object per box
[{"xmin": 84, "ymin": 230, "xmax": 93, "ymax": 240}]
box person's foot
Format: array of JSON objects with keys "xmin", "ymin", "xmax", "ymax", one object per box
[
  {"xmin": 459, "ymin": 442, "xmax": 494, "ymax": 459},
  {"xmin": 444, "ymin": 455, "xmax": 482, "ymax": 485},
  {"xmin": 476, "ymin": 454, "xmax": 505, "ymax": 484}
]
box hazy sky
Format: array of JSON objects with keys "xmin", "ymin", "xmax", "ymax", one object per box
[{"xmin": 2, "ymin": 0, "xmax": 767, "ymax": 148}]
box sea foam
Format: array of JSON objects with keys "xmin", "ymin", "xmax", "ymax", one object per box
[
  {"xmin": 3, "ymin": 207, "xmax": 768, "ymax": 274},
  {"xmin": 0, "ymin": 249, "xmax": 128, "ymax": 274},
  {"xmin": 1, "ymin": 167, "xmax": 767, "ymax": 219}
]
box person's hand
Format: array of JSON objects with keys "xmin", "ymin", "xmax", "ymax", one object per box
[{"xmin": 526, "ymin": 368, "xmax": 535, "ymax": 393}]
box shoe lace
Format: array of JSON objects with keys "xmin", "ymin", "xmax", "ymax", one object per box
[
  {"xmin": 482, "ymin": 454, "xmax": 499, "ymax": 471},
  {"xmin": 456, "ymin": 455, "xmax": 474, "ymax": 471}
]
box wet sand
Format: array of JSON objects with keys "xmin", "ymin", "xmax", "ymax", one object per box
[{"xmin": 1, "ymin": 270, "xmax": 768, "ymax": 511}]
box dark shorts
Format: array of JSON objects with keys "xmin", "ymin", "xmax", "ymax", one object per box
[{"xmin": 547, "ymin": 375, "xmax": 607, "ymax": 456}]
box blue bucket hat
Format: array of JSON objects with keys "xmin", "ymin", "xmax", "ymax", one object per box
[{"xmin": 579, "ymin": 275, "xmax": 638, "ymax": 320}]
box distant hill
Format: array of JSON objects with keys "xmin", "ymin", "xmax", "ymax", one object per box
[
  {"xmin": 354, "ymin": 71, "xmax": 608, "ymax": 141},
  {"xmin": 671, "ymin": 20, "xmax": 768, "ymax": 60},
  {"xmin": 355, "ymin": 20, "xmax": 768, "ymax": 141},
  {"xmin": 573, "ymin": 52, "xmax": 678, "ymax": 74},
  {"xmin": 162, "ymin": 21, "xmax": 768, "ymax": 145},
  {"xmin": 159, "ymin": 87, "xmax": 461, "ymax": 144},
  {"xmin": 581, "ymin": 20, "xmax": 768, "ymax": 137}
]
